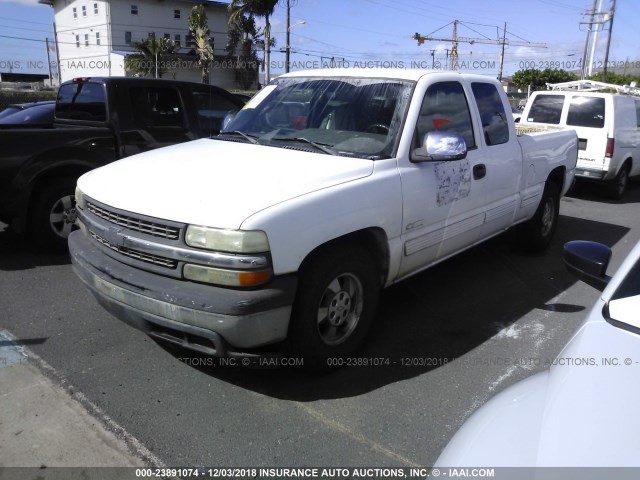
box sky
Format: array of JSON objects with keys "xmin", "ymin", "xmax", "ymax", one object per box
[{"xmin": 0, "ymin": 0, "xmax": 639, "ymax": 79}]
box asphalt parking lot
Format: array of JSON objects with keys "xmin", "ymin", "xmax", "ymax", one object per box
[{"xmin": 1, "ymin": 180, "xmax": 639, "ymax": 468}]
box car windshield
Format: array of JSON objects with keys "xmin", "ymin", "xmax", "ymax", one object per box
[{"xmin": 219, "ymin": 76, "xmax": 415, "ymax": 159}]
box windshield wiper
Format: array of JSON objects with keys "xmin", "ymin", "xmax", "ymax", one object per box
[
  {"xmin": 274, "ymin": 137, "xmax": 337, "ymax": 155},
  {"xmin": 218, "ymin": 131, "xmax": 259, "ymax": 144}
]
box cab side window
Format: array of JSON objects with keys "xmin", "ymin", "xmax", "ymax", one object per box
[
  {"xmin": 471, "ymin": 82, "xmax": 509, "ymax": 146},
  {"xmin": 416, "ymin": 81, "xmax": 475, "ymax": 149},
  {"xmin": 130, "ymin": 87, "xmax": 184, "ymax": 128}
]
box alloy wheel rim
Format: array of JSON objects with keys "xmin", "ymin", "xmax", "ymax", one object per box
[
  {"xmin": 316, "ymin": 273, "xmax": 364, "ymax": 346},
  {"xmin": 49, "ymin": 195, "xmax": 77, "ymax": 239}
]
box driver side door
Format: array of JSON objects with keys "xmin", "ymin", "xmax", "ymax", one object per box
[{"xmin": 397, "ymin": 80, "xmax": 488, "ymax": 279}]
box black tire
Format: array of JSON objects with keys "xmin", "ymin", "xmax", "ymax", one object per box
[
  {"xmin": 517, "ymin": 181, "xmax": 560, "ymax": 252},
  {"xmin": 606, "ymin": 164, "xmax": 630, "ymax": 200},
  {"xmin": 30, "ymin": 178, "xmax": 79, "ymax": 252},
  {"xmin": 286, "ymin": 246, "xmax": 380, "ymax": 369}
]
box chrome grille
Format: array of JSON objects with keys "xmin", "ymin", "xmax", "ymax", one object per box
[
  {"xmin": 90, "ymin": 231, "xmax": 177, "ymax": 269},
  {"xmin": 87, "ymin": 202, "xmax": 180, "ymax": 240}
]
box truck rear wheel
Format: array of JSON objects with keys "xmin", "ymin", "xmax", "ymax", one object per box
[
  {"xmin": 30, "ymin": 178, "xmax": 78, "ymax": 252},
  {"xmin": 517, "ymin": 181, "xmax": 560, "ymax": 252},
  {"xmin": 286, "ymin": 247, "xmax": 380, "ymax": 369},
  {"xmin": 606, "ymin": 164, "xmax": 630, "ymax": 200}
]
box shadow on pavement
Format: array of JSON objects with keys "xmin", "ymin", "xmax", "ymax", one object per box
[
  {"xmin": 159, "ymin": 214, "xmax": 630, "ymax": 400},
  {"xmin": 0, "ymin": 224, "xmax": 70, "ymax": 271},
  {"xmin": 566, "ymin": 178, "xmax": 640, "ymax": 205}
]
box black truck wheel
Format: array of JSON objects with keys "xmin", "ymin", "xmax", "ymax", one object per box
[
  {"xmin": 286, "ymin": 246, "xmax": 380, "ymax": 369},
  {"xmin": 30, "ymin": 178, "xmax": 78, "ymax": 252},
  {"xmin": 606, "ymin": 163, "xmax": 630, "ymax": 200},
  {"xmin": 517, "ymin": 181, "xmax": 560, "ymax": 252}
]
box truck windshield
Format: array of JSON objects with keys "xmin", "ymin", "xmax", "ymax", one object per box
[
  {"xmin": 56, "ymin": 81, "xmax": 107, "ymax": 122},
  {"xmin": 220, "ymin": 76, "xmax": 414, "ymax": 159}
]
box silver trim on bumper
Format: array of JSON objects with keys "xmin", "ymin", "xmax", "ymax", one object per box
[{"xmin": 73, "ymin": 256, "xmax": 292, "ymax": 349}]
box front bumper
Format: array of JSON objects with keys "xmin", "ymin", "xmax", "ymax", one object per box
[{"xmin": 69, "ymin": 231, "xmax": 297, "ymax": 356}]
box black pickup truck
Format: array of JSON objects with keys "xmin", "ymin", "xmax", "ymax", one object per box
[{"xmin": 0, "ymin": 77, "xmax": 245, "ymax": 250}]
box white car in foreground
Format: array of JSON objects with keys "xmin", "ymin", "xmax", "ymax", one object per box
[{"xmin": 436, "ymin": 239, "xmax": 640, "ymax": 467}]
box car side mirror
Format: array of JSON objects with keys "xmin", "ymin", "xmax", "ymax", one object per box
[
  {"xmin": 563, "ymin": 240, "xmax": 612, "ymax": 291},
  {"xmin": 411, "ymin": 131, "xmax": 467, "ymax": 163}
]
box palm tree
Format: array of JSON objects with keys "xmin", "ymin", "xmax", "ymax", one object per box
[
  {"xmin": 228, "ymin": 0, "xmax": 279, "ymax": 85},
  {"xmin": 226, "ymin": 14, "xmax": 275, "ymax": 90},
  {"xmin": 124, "ymin": 36, "xmax": 177, "ymax": 78},
  {"xmin": 188, "ymin": 4, "xmax": 214, "ymax": 84}
]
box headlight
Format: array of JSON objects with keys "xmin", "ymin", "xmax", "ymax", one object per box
[
  {"xmin": 185, "ymin": 225, "xmax": 270, "ymax": 253},
  {"xmin": 74, "ymin": 186, "xmax": 85, "ymax": 209}
]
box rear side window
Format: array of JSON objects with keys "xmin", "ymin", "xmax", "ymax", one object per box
[
  {"xmin": 471, "ymin": 82, "xmax": 509, "ymax": 145},
  {"xmin": 56, "ymin": 82, "xmax": 107, "ymax": 121},
  {"xmin": 416, "ymin": 81, "xmax": 476, "ymax": 149},
  {"xmin": 129, "ymin": 87, "xmax": 184, "ymax": 128},
  {"xmin": 567, "ymin": 96, "xmax": 605, "ymax": 128},
  {"xmin": 527, "ymin": 94, "xmax": 564, "ymax": 124}
]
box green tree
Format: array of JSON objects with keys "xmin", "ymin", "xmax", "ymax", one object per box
[
  {"xmin": 226, "ymin": 14, "xmax": 262, "ymax": 90},
  {"xmin": 512, "ymin": 68, "xmax": 578, "ymax": 91},
  {"xmin": 188, "ymin": 4, "xmax": 214, "ymax": 84},
  {"xmin": 588, "ymin": 71, "xmax": 640, "ymax": 86},
  {"xmin": 228, "ymin": 0, "xmax": 279, "ymax": 85},
  {"xmin": 124, "ymin": 36, "xmax": 177, "ymax": 78}
]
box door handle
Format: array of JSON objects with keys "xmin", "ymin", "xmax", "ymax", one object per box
[{"xmin": 473, "ymin": 164, "xmax": 486, "ymax": 180}]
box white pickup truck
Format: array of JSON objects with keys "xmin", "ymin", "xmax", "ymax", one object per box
[{"xmin": 69, "ymin": 69, "xmax": 577, "ymax": 365}]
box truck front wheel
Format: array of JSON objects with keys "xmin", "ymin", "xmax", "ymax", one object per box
[
  {"xmin": 30, "ymin": 178, "xmax": 78, "ymax": 252},
  {"xmin": 517, "ymin": 181, "xmax": 560, "ymax": 252},
  {"xmin": 286, "ymin": 247, "xmax": 380, "ymax": 368}
]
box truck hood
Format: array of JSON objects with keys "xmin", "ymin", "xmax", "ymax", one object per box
[{"xmin": 78, "ymin": 138, "xmax": 374, "ymax": 228}]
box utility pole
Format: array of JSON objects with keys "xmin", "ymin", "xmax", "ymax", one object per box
[
  {"xmin": 587, "ymin": 0, "xmax": 604, "ymax": 76},
  {"xmin": 45, "ymin": 38, "xmax": 53, "ymax": 87},
  {"xmin": 444, "ymin": 48, "xmax": 450, "ymax": 70},
  {"xmin": 52, "ymin": 20, "xmax": 61, "ymax": 84},
  {"xmin": 285, "ymin": 0, "xmax": 291, "ymax": 73},
  {"xmin": 430, "ymin": 49, "xmax": 436, "ymax": 69},
  {"xmin": 581, "ymin": 0, "xmax": 598, "ymax": 80},
  {"xmin": 603, "ymin": 0, "xmax": 616, "ymax": 82},
  {"xmin": 498, "ymin": 22, "xmax": 507, "ymax": 81}
]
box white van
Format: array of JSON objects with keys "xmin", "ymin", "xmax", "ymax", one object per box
[{"xmin": 520, "ymin": 81, "xmax": 640, "ymax": 198}]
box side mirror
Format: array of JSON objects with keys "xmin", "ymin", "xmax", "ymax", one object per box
[
  {"xmin": 563, "ymin": 240, "xmax": 612, "ymax": 291},
  {"xmin": 411, "ymin": 131, "xmax": 467, "ymax": 163}
]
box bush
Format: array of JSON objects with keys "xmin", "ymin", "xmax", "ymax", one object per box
[{"xmin": 0, "ymin": 90, "xmax": 57, "ymax": 111}]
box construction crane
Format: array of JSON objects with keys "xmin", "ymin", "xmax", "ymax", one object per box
[{"xmin": 413, "ymin": 20, "xmax": 547, "ymax": 79}]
